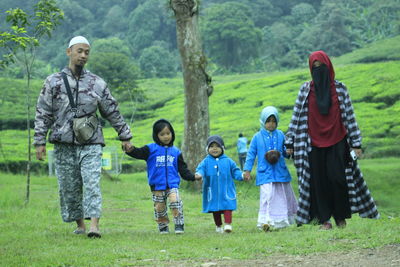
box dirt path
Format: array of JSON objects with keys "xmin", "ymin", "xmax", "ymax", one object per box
[{"xmin": 152, "ymin": 244, "xmax": 400, "ymax": 267}]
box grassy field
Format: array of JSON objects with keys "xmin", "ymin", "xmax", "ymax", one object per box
[{"xmin": 0, "ymin": 157, "xmax": 399, "ymax": 266}]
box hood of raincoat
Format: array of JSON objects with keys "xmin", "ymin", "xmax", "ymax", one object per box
[{"xmin": 259, "ymin": 106, "xmax": 279, "ymax": 130}]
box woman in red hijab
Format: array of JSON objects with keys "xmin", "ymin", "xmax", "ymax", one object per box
[{"xmin": 285, "ymin": 50, "xmax": 379, "ymax": 229}]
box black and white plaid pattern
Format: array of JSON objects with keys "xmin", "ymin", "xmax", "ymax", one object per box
[
  {"xmin": 285, "ymin": 81, "xmax": 379, "ymax": 224},
  {"xmin": 152, "ymin": 188, "xmax": 184, "ymax": 226}
]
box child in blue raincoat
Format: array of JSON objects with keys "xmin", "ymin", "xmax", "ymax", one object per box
[
  {"xmin": 195, "ymin": 135, "xmax": 245, "ymax": 233},
  {"xmin": 243, "ymin": 106, "xmax": 298, "ymax": 231}
]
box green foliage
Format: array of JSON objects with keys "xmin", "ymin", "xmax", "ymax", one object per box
[
  {"xmin": 91, "ymin": 37, "xmax": 132, "ymax": 57},
  {"xmin": 102, "ymin": 5, "xmax": 127, "ymax": 35},
  {"xmin": 201, "ymin": 2, "xmax": 262, "ymax": 72},
  {"xmin": 0, "ymin": 0, "xmax": 63, "ymax": 68},
  {"xmin": 0, "ymin": 159, "xmax": 399, "ymax": 265},
  {"xmin": 87, "ymin": 47, "xmax": 143, "ymax": 103},
  {"xmin": 127, "ymin": 0, "xmax": 176, "ymax": 57},
  {"xmin": 139, "ymin": 43, "xmax": 177, "ymax": 78},
  {"xmin": 2, "ymin": 0, "xmax": 400, "ymax": 74},
  {"xmin": 0, "ymin": 57, "xmax": 58, "ymax": 79},
  {"xmin": 0, "ymin": 78, "xmax": 42, "ymax": 128},
  {"xmin": 315, "ymin": 2, "xmax": 353, "ymax": 56},
  {"xmin": 333, "ymin": 35, "xmax": 400, "ymax": 65}
]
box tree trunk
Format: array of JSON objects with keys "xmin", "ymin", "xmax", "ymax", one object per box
[
  {"xmin": 170, "ymin": 0, "xmax": 213, "ymax": 173},
  {"xmin": 25, "ymin": 71, "xmax": 31, "ymax": 205}
]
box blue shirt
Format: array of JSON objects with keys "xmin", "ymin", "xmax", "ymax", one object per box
[{"xmin": 237, "ymin": 137, "xmax": 248, "ymax": 153}]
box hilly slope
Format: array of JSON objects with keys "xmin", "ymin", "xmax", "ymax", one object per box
[
  {"xmin": 0, "ymin": 36, "xmax": 399, "ymax": 172},
  {"xmin": 128, "ymin": 61, "xmax": 400, "ymax": 160}
]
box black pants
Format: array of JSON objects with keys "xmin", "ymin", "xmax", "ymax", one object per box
[{"xmin": 309, "ymin": 138, "xmax": 351, "ymax": 224}]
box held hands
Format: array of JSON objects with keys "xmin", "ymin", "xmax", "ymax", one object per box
[
  {"xmin": 121, "ymin": 141, "xmax": 134, "ymax": 152},
  {"xmin": 194, "ymin": 173, "xmax": 203, "ymax": 181},
  {"xmin": 243, "ymin": 171, "xmax": 251, "ymax": 181}
]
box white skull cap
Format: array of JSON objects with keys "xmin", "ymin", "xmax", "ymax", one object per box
[{"xmin": 68, "ymin": 36, "xmax": 90, "ymax": 48}]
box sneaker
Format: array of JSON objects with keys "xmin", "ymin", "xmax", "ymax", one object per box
[
  {"xmin": 262, "ymin": 223, "xmax": 270, "ymax": 232},
  {"xmin": 216, "ymin": 226, "xmax": 223, "ymax": 233},
  {"xmin": 223, "ymin": 224, "xmax": 232, "ymax": 233},
  {"xmin": 319, "ymin": 221, "xmax": 333, "ymax": 230},
  {"xmin": 175, "ymin": 224, "xmax": 184, "ymax": 234},
  {"xmin": 159, "ymin": 226, "xmax": 169, "ymax": 234}
]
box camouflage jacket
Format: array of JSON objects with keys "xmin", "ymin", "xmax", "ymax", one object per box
[{"xmin": 33, "ymin": 67, "xmax": 132, "ymax": 146}]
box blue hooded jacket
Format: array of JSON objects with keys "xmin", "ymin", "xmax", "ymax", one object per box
[
  {"xmin": 196, "ymin": 139, "xmax": 243, "ymax": 213},
  {"xmin": 126, "ymin": 119, "xmax": 195, "ymax": 191},
  {"xmin": 244, "ymin": 106, "xmax": 292, "ymax": 186}
]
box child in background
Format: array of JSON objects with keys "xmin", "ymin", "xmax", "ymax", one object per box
[
  {"xmin": 237, "ymin": 133, "xmax": 248, "ymax": 171},
  {"xmin": 243, "ymin": 106, "xmax": 297, "ymax": 231},
  {"xmin": 195, "ymin": 135, "xmax": 245, "ymax": 233},
  {"xmin": 126, "ymin": 119, "xmax": 201, "ymax": 234}
]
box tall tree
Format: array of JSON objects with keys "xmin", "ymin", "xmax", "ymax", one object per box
[
  {"xmin": 201, "ymin": 2, "xmax": 261, "ymax": 72},
  {"xmin": 128, "ymin": 0, "xmax": 177, "ymax": 57},
  {"xmin": 169, "ymin": 0, "xmax": 213, "ymax": 174},
  {"xmin": 316, "ymin": 2, "xmax": 353, "ymax": 56},
  {"xmin": 0, "ymin": 0, "xmax": 63, "ymax": 204}
]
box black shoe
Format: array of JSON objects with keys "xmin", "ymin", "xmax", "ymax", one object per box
[
  {"xmin": 159, "ymin": 226, "xmax": 169, "ymax": 234},
  {"xmin": 175, "ymin": 224, "xmax": 184, "ymax": 234},
  {"xmin": 87, "ymin": 231, "xmax": 101, "ymax": 238}
]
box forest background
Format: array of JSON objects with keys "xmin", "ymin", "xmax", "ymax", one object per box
[
  {"xmin": 1, "ymin": 0, "xmax": 399, "ymax": 79},
  {"xmin": 0, "ymin": 0, "xmax": 399, "ymax": 173}
]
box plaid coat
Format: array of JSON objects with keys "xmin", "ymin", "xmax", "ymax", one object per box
[{"xmin": 285, "ymin": 80, "xmax": 379, "ymax": 224}]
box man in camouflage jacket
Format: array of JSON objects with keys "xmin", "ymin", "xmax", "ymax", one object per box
[{"xmin": 33, "ymin": 36, "xmax": 133, "ymax": 238}]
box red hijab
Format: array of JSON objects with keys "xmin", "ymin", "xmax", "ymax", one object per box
[
  {"xmin": 308, "ymin": 50, "xmax": 335, "ymax": 85},
  {"xmin": 307, "ymin": 50, "xmax": 346, "ymax": 147}
]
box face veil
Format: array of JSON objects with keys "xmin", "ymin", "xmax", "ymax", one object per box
[
  {"xmin": 311, "ymin": 64, "xmax": 331, "ymax": 115},
  {"xmin": 308, "ymin": 51, "xmax": 336, "ymax": 115}
]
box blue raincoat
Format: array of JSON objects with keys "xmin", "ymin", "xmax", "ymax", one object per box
[
  {"xmin": 244, "ymin": 106, "xmax": 292, "ymax": 186},
  {"xmin": 196, "ymin": 154, "xmax": 243, "ymax": 213}
]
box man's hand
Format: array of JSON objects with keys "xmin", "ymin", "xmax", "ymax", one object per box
[
  {"xmin": 195, "ymin": 173, "xmax": 202, "ymax": 181},
  {"xmin": 286, "ymin": 148, "xmax": 293, "ymax": 156},
  {"xmin": 121, "ymin": 141, "xmax": 133, "ymax": 152},
  {"xmin": 36, "ymin": 145, "xmax": 46, "ymax": 161}
]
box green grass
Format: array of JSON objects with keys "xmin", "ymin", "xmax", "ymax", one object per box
[
  {"xmin": 333, "ymin": 35, "xmax": 400, "ymax": 66},
  {"xmin": 1, "ymin": 157, "xmax": 399, "ymax": 266}
]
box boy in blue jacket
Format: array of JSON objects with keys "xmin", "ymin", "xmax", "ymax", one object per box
[
  {"xmin": 195, "ymin": 135, "xmax": 244, "ymax": 233},
  {"xmin": 243, "ymin": 106, "xmax": 298, "ymax": 231},
  {"xmin": 126, "ymin": 119, "xmax": 201, "ymax": 234}
]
